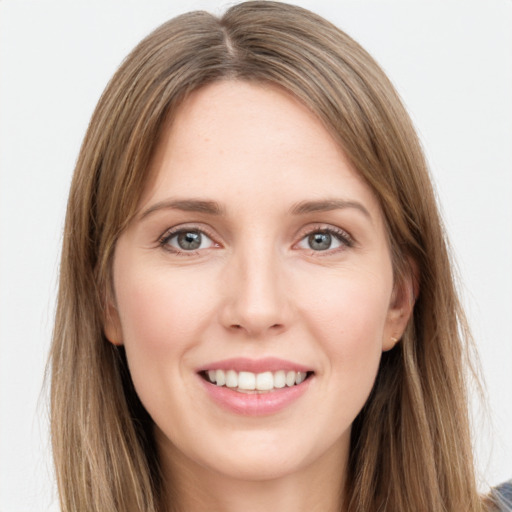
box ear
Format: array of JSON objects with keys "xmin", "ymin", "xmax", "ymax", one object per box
[
  {"xmin": 103, "ymin": 293, "xmax": 124, "ymax": 346},
  {"xmin": 382, "ymin": 258, "xmax": 418, "ymax": 351}
]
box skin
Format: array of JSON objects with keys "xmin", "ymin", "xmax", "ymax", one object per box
[{"xmin": 105, "ymin": 81, "xmax": 414, "ymax": 512}]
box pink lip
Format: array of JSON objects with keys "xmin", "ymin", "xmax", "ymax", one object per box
[
  {"xmin": 199, "ymin": 376, "xmax": 312, "ymax": 416},
  {"xmin": 196, "ymin": 358, "xmax": 314, "ymax": 416},
  {"xmin": 196, "ymin": 357, "xmax": 312, "ymax": 373}
]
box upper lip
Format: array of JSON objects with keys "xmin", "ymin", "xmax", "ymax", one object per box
[{"xmin": 196, "ymin": 357, "xmax": 313, "ymax": 374}]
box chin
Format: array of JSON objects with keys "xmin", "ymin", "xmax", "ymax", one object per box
[{"xmin": 213, "ymin": 448, "xmax": 306, "ymax": 482}]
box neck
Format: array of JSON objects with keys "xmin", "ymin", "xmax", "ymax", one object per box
[{"xmin": 158, "ymin": 435, "xmax": 348, "ymax": 512}]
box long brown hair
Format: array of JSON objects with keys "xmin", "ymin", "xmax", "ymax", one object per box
[{"xmin": 50, "ymin": 2, "xmax": 486, "ymax": 510}]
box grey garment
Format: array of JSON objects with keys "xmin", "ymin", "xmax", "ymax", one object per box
[{"xmin": 491, "ymin": 480, "xmax": 512, "ymax": 511}]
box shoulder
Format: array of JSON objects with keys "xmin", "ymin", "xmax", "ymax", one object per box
[{"xmin": 490, "ymin": 480, "xmax": 512, "ymax": 511}]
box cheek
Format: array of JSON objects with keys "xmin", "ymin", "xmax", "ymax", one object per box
[
  {"xmin": 112, "ymin": 262, "xmax": 219, "ymax": 407},
  {"xmin": 295, "ymin": 266, "xmax": 391, "ymax": 384},
  {"xmin": 113, "ymin": 265, "xmax": 223, "ymax": 440},
  {"xmin": 116, "ymin": 265, "xmax": 213, "ymax": 350},
  {"xmin": 300, "ymin": 270, "xmax": 391, "ymax": 342}
]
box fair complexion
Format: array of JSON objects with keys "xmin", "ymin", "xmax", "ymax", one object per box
[{"xmin": 105, "ymin": 81, "xmax": 414, "ymax": 512}]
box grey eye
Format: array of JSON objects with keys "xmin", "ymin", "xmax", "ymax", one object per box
[
  {"xmin": 163, "ymin": 230, "xmax": 215, "ymax": 252},
  {"xmin": 308, "ymin": 232, "xmax": 332, "ymax": 251},
  {"xmin": 177, "ymin": 231, "xmax": 202, "ymax": 250},
  {"xmin": 297, "ymin": 230, "xmax": 345, "ymax": 252}
]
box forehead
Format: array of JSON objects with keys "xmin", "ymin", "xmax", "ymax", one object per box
[{"xmin": 140, "ymin": 80, "xmax": 381, "ymax": 219}]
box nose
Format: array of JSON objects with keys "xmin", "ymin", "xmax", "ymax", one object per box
[{"xmin": 219, "ymin": 244, "xmax": 291, "ymax": 338}]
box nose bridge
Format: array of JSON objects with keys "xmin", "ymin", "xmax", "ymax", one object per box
[{"xmin": 221, "ymin": 233, "xmax": 288, "ymax": 336}]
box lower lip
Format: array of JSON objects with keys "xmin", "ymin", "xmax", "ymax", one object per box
[{"xmin": 199, "ymin": 376, "xmax": 312, "ymax": 416}]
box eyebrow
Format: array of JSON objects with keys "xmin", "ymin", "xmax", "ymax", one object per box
[
  {"xmin": 138, "ymin": 197, "xmax": 371, "ymax": 221},
  {"xmin": 290, "ymin": 199, "xmax": 372, "ymax": 219},
  {"xmin": 139, "ymin": 199, "xmax": 225, "ymax": 220}
]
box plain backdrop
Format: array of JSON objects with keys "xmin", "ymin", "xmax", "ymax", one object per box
[{"xmin": 1, "ymin": 1, "xmax": 511, "ymax": 510}]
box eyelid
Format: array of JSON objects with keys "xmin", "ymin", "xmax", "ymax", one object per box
[
  {"xmin": 158, "ymin": 224, "xmax": 221, "ymax": 254},
  {"xmin": 156, "ymin": 222, "xmax": 354, "ymax": 256},
  {"xmin": 294, "ymin": 224, "xmax": 355, "ymax": 252}
]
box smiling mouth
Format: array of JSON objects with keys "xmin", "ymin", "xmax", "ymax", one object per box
[{"xmin": 200, "ymin": 369, "xmax": 314, "ymax": 393}]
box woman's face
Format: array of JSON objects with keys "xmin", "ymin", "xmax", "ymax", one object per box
[{"xmin": 106, "ymin": 81, "xmax": 411, "ymax": 483}]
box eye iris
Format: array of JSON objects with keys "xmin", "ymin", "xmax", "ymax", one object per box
[
  {"xmin": 177, "ymin": 231, "xmax": 201, "ymax": 250},
  {"xmin": 308, "ymin": 232, "xmax": 331, "ymax": 251}
]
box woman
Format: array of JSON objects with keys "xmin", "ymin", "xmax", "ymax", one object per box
[{"xmin": 49, "ymin": 2, "xmax": 510, "ymax": 511}]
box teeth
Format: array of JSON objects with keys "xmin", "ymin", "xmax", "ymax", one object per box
[
  {"xmin": 296, "ymin": 371, "xmax": 307, "ymax": 385},
  {"xmin": 238, "ymin": 371, "xmax": 256, "ymax": 390},
  {"xmin": 274, "ymin": 370, "xmax": 286, "ymax": 388},
  {"xmin": 206, "ymin": 369, "xmax": 309, "ymax": 391},
  {"xmin": 285, "ymin": 371, "xmax": 296, "ymax": 387},
  {"xmin": 225, "ymin": 370, "xmax": 238, "ymax": 388},
  {"xmin": 215, "ymin": 369, "xmax": 226, "ymax": 386},
  {"xmin": 256, "ymin": 371, "xmax": 273, "ymax": 391}
]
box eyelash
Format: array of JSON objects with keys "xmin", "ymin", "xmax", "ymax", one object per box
[
  {"xmin": 158, "ymin": 224, "xmax": 354, "ymax": 256},
  {"xmin": 297, "ymin": 225, "xmax": 355, "ymax": 254},
  {"xmin": 158, "ymin": 225, "xmax": 218, "ymax": 255}
]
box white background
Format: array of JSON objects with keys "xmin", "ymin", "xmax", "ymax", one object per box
[{"xmin": 1, "ymin": 1, "xmax": 511, "ymax": 510}]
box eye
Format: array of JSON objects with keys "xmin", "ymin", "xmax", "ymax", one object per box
[
  {"xmin": 160, "ymin": 229, "xmax": 216, "ymax": 253},
  {"xmin": 297, "ymin": 228, "xmax": 352, "ymax": 252}
]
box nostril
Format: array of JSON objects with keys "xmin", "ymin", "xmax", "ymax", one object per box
[{"xmin": 229, "ymin": 323, "xmax": 283, "ymax": 333}]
